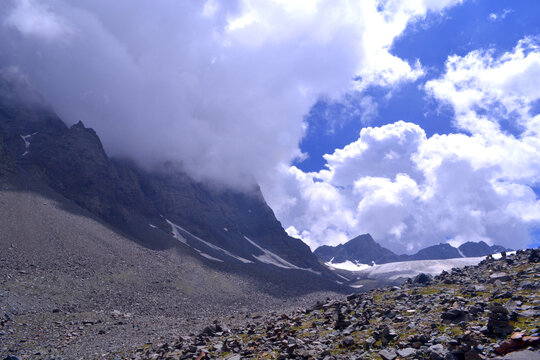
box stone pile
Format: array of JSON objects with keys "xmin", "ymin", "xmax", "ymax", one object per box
[{"xmin": 486, "ymin": 304, "xmax": 514, "ymax": 337}]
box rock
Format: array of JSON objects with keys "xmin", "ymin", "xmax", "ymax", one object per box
[
  {"xmin": 528, "ymin": 249, "xmax": 540, "ymax": 263},
  {"xmin": 496, "ymin": 335, "xmax": 540, "ymax": 355},
  {"xmin": 428, "ymin": 343, "xmax": 448, "ymax": 359},
  {"xmin": 397, "ymin": 347, "xmax": 416, "ymax": 357},
  {"xmin": 379, "ymin": 349, "xmax": 397, "ymax": 360},
  {"xmin": 464, "ymin": 350, "xmax": 482, "ymax": 360},
  {"xmin": 442, "ymin": 308, "xmax": 469, "ymax": 323},
  {"xmin": 342, "ymin": 336, "xmax": 354, "ymax": 347},
  {"xmin": 490, "ymin": 272, "xmax": 511, "ymax": 283},
  {"xmin": 414, "ymin": 273, "xmax": 432, "ymax": 284},
  {"xmin": 4, "ymin": 356, "xmax": 22, "ymax": 360},
  {"xmin": 487, "ymin": 304, "xmax": 514, "ymax": 337},
  {"xmin": 494, "ymin": 350, "xmax": 540, "ymax": 360},
  {"xmin": 334, "ymin": 311, "xmax": 350, "ymax": 330}
]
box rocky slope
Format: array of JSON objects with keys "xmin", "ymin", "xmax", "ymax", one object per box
[
  {"xmin": 123, "ymin": 249, "xmax": 540, "ymax": 360},
  {"xmin": 0, "ymin": 180, "xmax": 343, "ymax": 359}
]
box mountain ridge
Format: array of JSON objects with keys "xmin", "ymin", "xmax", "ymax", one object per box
[
  {"xmin": 314, "ymin": 234, "xmax": 512, "ymax": 266},
  {"xmin": 0, "ymin": 83, "xmax": 340, "ymax": 283}
]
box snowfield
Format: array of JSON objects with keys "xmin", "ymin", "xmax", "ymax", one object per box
[
  {"xmin": 348, "ymin": 251, "xmax": 516, "ymax": 281},
  {"xmin": 325, "ymin": 259, "xmax": 372, "ymax": 272}
]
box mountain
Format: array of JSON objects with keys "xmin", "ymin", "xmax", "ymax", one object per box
[
  {"xmin": 408, "ymin": 242, "xmax": 462, "ymax": 260},
  {"xmin": 0, "ymin": 81, "xmax": 350, "ymax": 357},
  {"xmin": 0, "ymin": 80, "xmax": 341, "ymax": 285},
  {"xmin": 314, "ymin": 233, "xmax": 400, "ymax": 265},
  {"xmin": 458, "ymin": 241, "xmax": 512, "ymax": 257},
  {"xmin": 314, "ymin": 234, "xmax": 512, "ymax": 267}
]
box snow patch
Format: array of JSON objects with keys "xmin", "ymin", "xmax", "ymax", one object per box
[
  {"xmin": 166, "ymin": 219, "xmax": 253, "ymax": 263},
  {"xmin": 325, "ymin": 259, "xmax": 372, "ymax": 272},
  {"xmin": 243, "ymin": 235, "xmax": 320, "ymax": 275},
  {"xmin": 20, "ymin": 132, "xmax": 37, "ymax": 156},
  {"xmin": 223, "ymin": 227, "xmax": 228, "ymax": 232},
  {"xmin": 198, "ymin": 252, "xmax": 224, "ymax": 262},
  {"xmin": 491, "ymin": 251, "xmax": 516, "ymax": 259},
  {"xmin": 149, "ymin": 224, "xmax": 157, "ymax": 229},
  {"xmin": 456, "ymin": 247, "xmax": 465, "ymax": 258}
]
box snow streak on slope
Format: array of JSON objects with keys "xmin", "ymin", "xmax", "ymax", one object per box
[
  {"xmin": 20, "ymin": 132, "xmax": 37, "ymax": 156},
  {"xmin": 166, "ymin": 219, "xmax": 251, "ymax": 263},
  {"xmin": 242, "ymin": 235, "xmax": 320, "ymax": 275}
]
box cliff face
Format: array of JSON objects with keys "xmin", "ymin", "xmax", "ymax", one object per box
[
  {"xmin": 0, "ymin": 85, "xmax": 334, "ymax": 279},
  {"xmin": 0, "ymin": 131, "xmax": 15, "ymax": 178}
]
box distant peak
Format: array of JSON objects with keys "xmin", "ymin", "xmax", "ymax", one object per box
[{"xmin": 72, "ymin": 120, "xmax": 86, "ymax": 129}]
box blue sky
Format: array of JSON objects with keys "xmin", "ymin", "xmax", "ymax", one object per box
[{"xmin": 297, "ymin": 0, "xmax": 540, "ymax": 174}]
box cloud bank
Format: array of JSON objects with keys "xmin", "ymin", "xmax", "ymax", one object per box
[
  {"xmin": 264, "ymin": 38, "xmax": 540, "ymax": 253},
  {"xmin": 0, "ymin": 0, "xmax": 456, "ymax": 187}
]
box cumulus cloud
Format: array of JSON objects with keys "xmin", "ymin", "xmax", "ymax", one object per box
[
  {"xmin": 263, "ymin": 37, "xmax": 540, "ymax": 253},
  {"xmin": 0, "ymin": 0, "xmax": 461, "ymax": 187}
]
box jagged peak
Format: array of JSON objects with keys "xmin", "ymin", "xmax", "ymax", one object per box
[{"xmin": 71, "ymin": 120, "xmax": 86, "ymax": 129}]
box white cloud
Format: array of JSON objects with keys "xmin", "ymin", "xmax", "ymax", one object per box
[
  {"xmin": 3, "ymin": 0, "xmax": 73, "ymax": 41},
  {"xmin": 263, "ymin": 37, "xmax": 540, "ymax": 253},
  {"xmin": 488, "ymin": 8, "xmax": 512, "ymax": 22},
  {"xmin": 0, "ymin": 0, "xmax": 462, "ymax": 188}
]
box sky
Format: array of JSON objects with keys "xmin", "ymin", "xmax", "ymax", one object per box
[{"xmin": 0, "ymin": 0, "xmax": 539, "ymax": 254}]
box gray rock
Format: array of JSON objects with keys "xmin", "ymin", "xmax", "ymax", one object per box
[
  {"xmin": 429, "ymin": 344, "xmax": 446, "ymax": 354},
  {"xmin": 494, "ymin": 350, "xmax": 540, "ymax": 360},
  {"xmin": 397, "ymin": 347, "xmax": 416, "ymax": 357},
  {"xmin": 489, "ymin": 272, "xmax": 511, "ymax": 282},
  {"xmin": 379, "ymin": 349, "xmax": 397, "ymax": 360},
  {"xmin": 414, "ymin": 273, "xmax": 432, "ymax": 284}
]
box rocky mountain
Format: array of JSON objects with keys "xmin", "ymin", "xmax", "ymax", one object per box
[
  {"xmin": 459, "ymin": 241, "xmax": 512, "ymax": 257},
  {"xmin": 314, "ymin": 234, "xmax": 400, "ymax": 265},
  {"xmin": 120, "ymin": 249, "xmax": 540, "ymax": 360},
  {"xmin": 314, "ymin": 235, "xmax": 512, "ymax": 266},
  {"xmin": 408, "ymin": 242, "xmax": 462, "ymax": 260},
  {"xmin": 0, "ymin": 83, "xmax": 336, "ymax": 281}
]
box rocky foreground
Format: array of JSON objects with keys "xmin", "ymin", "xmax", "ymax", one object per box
[{"xmin": 117, "ymin": 249, "xmax": 540, "ymax": 360}]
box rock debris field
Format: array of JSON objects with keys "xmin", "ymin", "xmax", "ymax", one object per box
[{"xmin": 119, "ymin": 249, "xmax": 540, "ymax": 360}]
